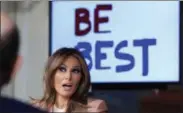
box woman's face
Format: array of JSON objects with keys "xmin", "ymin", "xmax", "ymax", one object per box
[{"xmin": 54, "ymin": 56, "xmax": 82, "ymax": 98}]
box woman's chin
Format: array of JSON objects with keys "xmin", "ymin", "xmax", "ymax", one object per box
[{"xmin": 58, "ymin": 91, "xmax": 74, "ymax": 98}]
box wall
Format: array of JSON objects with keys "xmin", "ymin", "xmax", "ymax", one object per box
[
  {"xmin": 14, "ymin": 1, "xmax": 48, "ymax": 102},
  {"xmin": 1, "ymin": 1, "xmax": 48, "ymax": 102}
]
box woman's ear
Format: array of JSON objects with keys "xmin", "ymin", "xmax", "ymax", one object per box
[{"xmin": 11, "ymin": 55, "xmax": 23, "ymax": 78}]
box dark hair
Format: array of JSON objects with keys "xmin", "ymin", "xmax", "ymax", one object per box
[{"xmin": 0, "ymin": 26, "xmax": 20, "ymax": 88}]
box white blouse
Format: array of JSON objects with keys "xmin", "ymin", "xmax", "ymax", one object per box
[{"xmin": 52, "ymin": 105, "xmax": 66, "ymax": 112}]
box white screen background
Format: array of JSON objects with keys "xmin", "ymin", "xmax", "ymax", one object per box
[{"xmin": 51, "ymin": 1, "xmax": 180, "ymax": 83}]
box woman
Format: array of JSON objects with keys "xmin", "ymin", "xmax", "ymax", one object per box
[{"xmin": 31, "ymin": 47, "xmax": 107, "ymax": 113}]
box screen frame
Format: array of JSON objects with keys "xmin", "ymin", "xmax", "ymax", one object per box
[{"xmin": 48, "ymin": 1, "xmax": 182, "ymax": 89}]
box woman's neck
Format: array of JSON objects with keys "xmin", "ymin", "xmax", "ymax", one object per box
[{"xmin": 55, "ymin": 94, "xmax": 70, "ymax": 109}]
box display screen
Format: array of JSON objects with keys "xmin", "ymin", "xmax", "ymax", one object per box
[{"xmin": 50, "ymin": 1, "xmax": 181, "ymax": 84}]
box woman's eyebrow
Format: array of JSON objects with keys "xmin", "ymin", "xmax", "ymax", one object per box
[
  {"xmin": 72, "ymin": 66, "xmax": 81, "ymax": 68},
  {"xmin": 59, "ymin": 64, "xmax": 67, "ymax": 68}
]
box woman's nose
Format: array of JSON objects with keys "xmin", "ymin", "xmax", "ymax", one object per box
[{"xmin": 64, "ymin": 71, "xmax": 72, "ymax": 80}]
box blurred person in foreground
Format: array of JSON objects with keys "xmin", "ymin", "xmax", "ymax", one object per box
[
  {"xmin": 31, "ymin": 47, "xmax": 108, "ymax": 113},
  {"xmin": 0, "ymin": 11, "xmax": 46, "ymax": 113}
]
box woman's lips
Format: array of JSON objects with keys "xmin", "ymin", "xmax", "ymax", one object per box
[{"xmin": 62, "ymin": 84, "xmax": 73, "ymax": 91}]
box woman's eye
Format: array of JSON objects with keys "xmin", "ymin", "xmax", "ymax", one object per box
[
  {"xmin": 72, "ymin": 69, "xmax": 81, "ymax": 74},
  {"xmin": 58, "ymin": 67, "xmax": 66, "ymax": 72}
]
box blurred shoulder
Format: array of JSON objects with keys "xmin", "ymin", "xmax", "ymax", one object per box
[
  {"xmin": 0, "ymin": 96, "xmax": 46, "ymax": 112},
  {"xmin": 72, "ymin": 101, "xmax": 88, "ymax": 112},
  {"xmin": 87, "ymin": 97, "xmax": 108, "ymax": 112}
]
